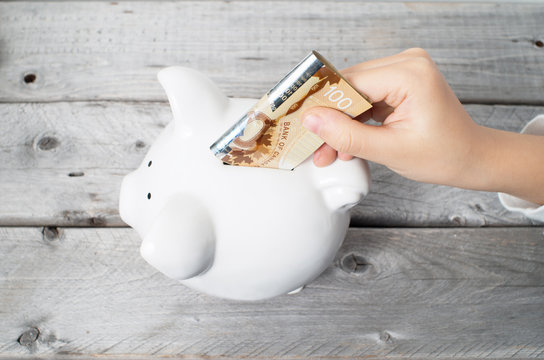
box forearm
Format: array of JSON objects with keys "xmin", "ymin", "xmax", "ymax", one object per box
[{"xmin": 471, "ymin": 126, "xmax": 544, "ymax": 205}]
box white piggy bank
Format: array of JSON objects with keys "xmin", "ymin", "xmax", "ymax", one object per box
[{"xmin": 119, "ymin": 67, "xmax": 370, "ymax": 300}]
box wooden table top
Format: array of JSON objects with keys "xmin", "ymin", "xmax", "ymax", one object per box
[{"xmin": 1, "ymin": 2, "xmax": 543, "ymax": 359}]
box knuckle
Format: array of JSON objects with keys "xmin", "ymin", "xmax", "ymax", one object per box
[
  {"xmin": 403, "ymin": 47, "xmax": 431, "ymax": 59},
  {"xmin": 412, "ymin": 56, "xmax": 435, "ymax": 70},
  {"xmin": 331, "ymin": 127, "xmax": 350, "ymax": 154},
  {"xmin": 405, "ymin": 56, "xmax": 437, "ymax": 79},
  {"xmin": 345, "ymin": 131, "xmax": 356, "ymax": 154},
  {"xmin": 343, "ymin": 72, "xmax": 355, "ymax": 84},
  {"xmin": 340, "ymin": 129, "xmax": 360, "ymax": 156}
]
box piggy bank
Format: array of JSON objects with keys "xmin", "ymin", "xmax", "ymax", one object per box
[{"xmin": 119, "ymin": 67, "xmax": 370, "ymax": 300}]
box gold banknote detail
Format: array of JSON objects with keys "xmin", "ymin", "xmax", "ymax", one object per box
[{"xmin": 221, "ymin": 65, "xmax": 372, "ymax": 169}]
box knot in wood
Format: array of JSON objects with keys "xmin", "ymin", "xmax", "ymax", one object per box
[
  {"xmin": 18, "ymin": 328, "xmax": 40, "ymax": 346},
  {"xmin": 23, "ymin": 73, "xmax": 37, "ymax": 84},
  {"xmin": 535, "ymin": 40, "xmax": 543, "ymax": 48},
  {"xmin": 90, "ymin": 216, "xmax": 106, "ymax": 226},
  {"xmin": 340, "ymin": 253, "xmax": 370, "ymax": 275},
  {"xmin": 135, "ymin": 140, "xmax": 146, "ymax": 149},
  {"xmin": 379, "ymin": 330, "xmax": 393, "ymax": 344},
  {"xmin": 37, "ymin": 136, "xmax": 59, "ymax": 151},
  {"xmin": 42, "ymin": 226, "xmax": 60, "ymax": 242},
  {"xmin": 449, "ymin": 215, "xmax": 466, "ymax": 226}
]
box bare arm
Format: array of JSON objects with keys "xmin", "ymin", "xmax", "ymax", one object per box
[{"xmin": 301, "ymin": 48, "xmax": 544, "ymax": 205}]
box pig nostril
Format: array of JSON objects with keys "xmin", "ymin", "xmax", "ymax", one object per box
[{"xmin": 147, "ymin": 192, "xmax": 151, "ymax": 200}]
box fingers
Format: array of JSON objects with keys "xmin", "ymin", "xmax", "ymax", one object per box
[
  {"xmin": 338, "ymin": 152, "xmax": 353, "ymax": 161},
  {"xmin": 341, "ymin": 48, "xmax": 437, "ymax": 109},
  {"xmin": 302, "ymin": 107, "xmax": 392, "ymax": 163},
  {"xmin": 355, "ymin": 101, "xmax": 395, "ymax": 124},
  {"xmin": 343, "ymin": 55, "xmax": 438, "ymax": 108},
  {"xmin": 343, "ymin": 64, "xmax": 408, "ymax": 107},
  {"xmin": 304, "ymin": 49, "xmax": 436, "ymax": 165},
  {"xmin": 313, "ymin": 143, "xmax": 337, "ymax": 167},
  {"xmin": 312, "ymin": 143, "xmax": 354, "ymax": 167}
]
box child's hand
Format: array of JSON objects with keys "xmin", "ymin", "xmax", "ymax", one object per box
[
  {"xmin": 302, "ymin": 48, "xmax": 483, "ymax": 188},
  {"xmin": 301, "ymin": 48, "xmax": 544, "ymax": 204}
]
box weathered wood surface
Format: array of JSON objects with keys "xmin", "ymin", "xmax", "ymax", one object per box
[
  {"xmin": 1, "ymin": 101, "xmax": 542, "ymax": 227},
  {"xmin": 1, "ymin": 227, "xmax": 543, "ymax": 359},
  {"xmin": 1, "ymin": 2, "xmax": 543, "ymax": 104},
  {"xmin": 0, "ymin": 1, "xmax": 543, "ymax": 360}
]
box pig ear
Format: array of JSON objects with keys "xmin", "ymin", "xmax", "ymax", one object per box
[
  {"xmin": 158, "ymin": 67, "xmax": 229, "ymax": 129},
  {"xmin": 312, "ymin": 158, "xmax": 370, "ymax": 212},
  {"xmin": 140, "ymin": 194, "xmax": 215, "ymax": 280}
]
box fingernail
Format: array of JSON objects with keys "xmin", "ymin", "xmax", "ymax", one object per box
[
  {"xmin": 313, "ymin": 150, "xmax": 321, "ymax": 164},
  {"xmin": 302, "ymin": 113, "xmax": 321, "ymax": 134}
]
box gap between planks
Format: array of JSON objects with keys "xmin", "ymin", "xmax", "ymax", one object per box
[
  {"xmin": 1, "ymin": 2, "xmax": 543, "ymax": 103},
  {"xmin": 1, "ymin": 102, "xmax": 542, "ymax": 227},
  {"xmin": 0, "ymin": 227, "xmax": 543, "ymax": 358}
]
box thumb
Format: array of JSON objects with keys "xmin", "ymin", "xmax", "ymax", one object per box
[{"xmin": 302, "ymin": 107, "xmax": 390, "ymax": 163}]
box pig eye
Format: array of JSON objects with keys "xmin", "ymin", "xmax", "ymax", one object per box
[{"xmin": 146, "ymin": 161, "xmax": 152, "ymax": 199}]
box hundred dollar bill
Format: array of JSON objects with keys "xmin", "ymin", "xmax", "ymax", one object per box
[{"xmin": 210, "ymin": 51, "xmax": 372, "ymax": 170}]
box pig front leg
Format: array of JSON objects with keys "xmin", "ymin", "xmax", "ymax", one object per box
[{"xmin": 140, "ymin": 194, "xmax": 215, "ymax": 280}]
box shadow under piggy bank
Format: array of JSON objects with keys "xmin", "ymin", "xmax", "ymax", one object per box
[{"xmin": 119, "ymin": 67, "xmax": 370, "ymax": 300}]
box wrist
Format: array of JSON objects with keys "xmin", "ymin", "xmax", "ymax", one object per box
[
  {"xmin": 452, "ymin": 125, "xmax": 498, "ymax": 192},
  {"xmin": 464, "ymin": 126, "xmax": 544, "ymax": 205}
]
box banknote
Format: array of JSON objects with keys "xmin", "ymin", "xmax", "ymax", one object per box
[{"xmin": 210, "ymin": 51, "xmax": 372, "ymax": 170}]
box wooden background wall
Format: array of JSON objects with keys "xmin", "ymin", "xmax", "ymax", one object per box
[{"xmin": 1, "ymin": 2, "xmax": 543, "ymax": 359}]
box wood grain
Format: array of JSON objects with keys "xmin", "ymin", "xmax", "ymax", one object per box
[
  {"xmin": 1, "ymin": 227, "xmax": 543, "ymax": 358},
  {"xmin": 0, "ymin": 2, "xmax": 543, "ymax": 104},
  {"xmin": 1, "ymin": 101, "xmax": 542, "ymax": 227},
  {"xmin": 0, "ymin": 101, "xmax": 171, "ymax": 226}
]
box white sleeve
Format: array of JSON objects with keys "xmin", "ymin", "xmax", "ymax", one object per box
[{"xmin": 498, "ymin": 114, "xmax": 544, "ymax": 223}]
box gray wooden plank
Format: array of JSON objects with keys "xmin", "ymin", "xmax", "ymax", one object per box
[
  {"xmin": 6, "ymin": 0, "xmax": 544, "ymax": 2},
  {"xmin": 0, "ymin": 101, "xmax": 170, "ymax": 226},
  {"xmin": 0, "ymin": 227, "xmax": 542, "ymax": 358},
  {"xmin": 0, "ymin": 2, "xmax": 543, "ymax": 104},
  {"xmin": 1, "ymin": 101, "xmax": 542, "ymax": 227}
]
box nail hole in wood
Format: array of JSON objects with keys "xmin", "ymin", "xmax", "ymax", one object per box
[
  {"xmin": 18, "ymin": 328, "xmax": 40, "ymax": 346},
  {"xmin": 147, "ymin": 192, "xmax": 151, "ymax": 200},
  {"xmin": 42, "ymin": 226, "xmax": 60, "ymax": 242},
  {"xmin": 90, "ymin": 217, "xmax": 106, "ymax": 226},
  {"xmin": 68, "ymin": 171, "xmax": 84, "ymax": 177},
  {"xmin": 535, "ymin": 40, "xmax": 543, "ymax": 48},
  {"xmin": 135, "ymin": 140, "xmax": 146, "ymax": 149},
  {"xmin": 37, "ymin": 136, "xmax": 59, "ymax": 151},
  {"xmin": 379, "ymin": 330, "xmax": 393, "ymax": 343},
  {"xmin": 23, "ymin": 73, "xmax": 36, "ymax": 84},
  {"xmin": 340, "ymin": 253, "xmax": 370, "ymax": 275}
]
